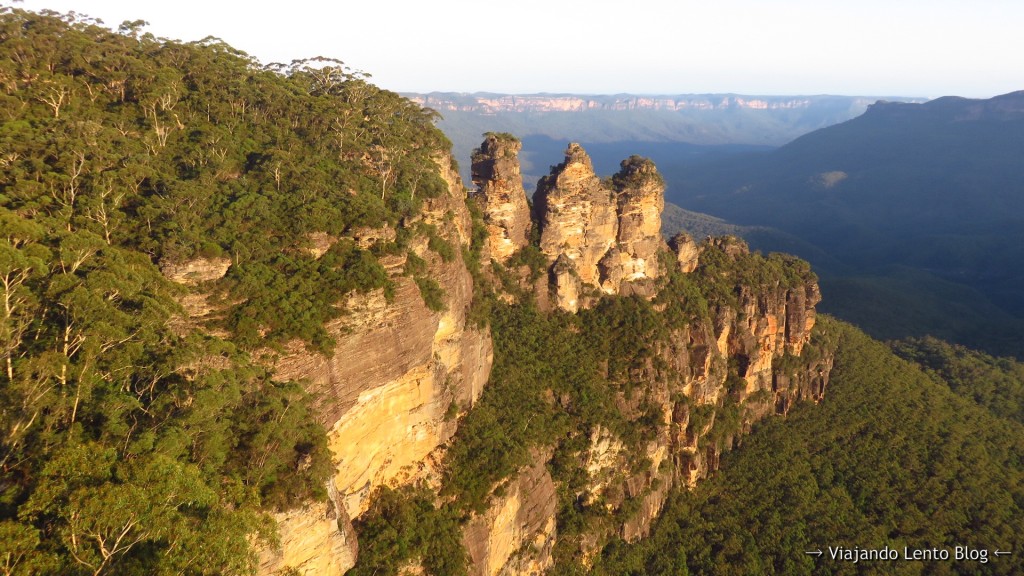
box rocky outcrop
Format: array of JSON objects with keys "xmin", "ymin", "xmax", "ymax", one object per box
[
  {"xmin": 669, "ymin": 232, "xmax": 700, "ymax": 273},
  {"xmin": 550, "ymin": 254, "xmax": 582, "ymax": 313},
  {"xmin": 262, "ymin": 155, "xmax": 493, "ymax": 574},
  {"xmin": 160, "ymin": 255, "xmax": 231, "ymax": 285},
  {"xmin": 471, "ymin": 134, "xmax": 531, "ymax": 263},
  {"xmin": 530, "ymin": 144, "xmax": 672, "ymax": 311},
  {"xmin": 599, "ymin": 156, "xmax": 666, "ymax": 295},
  {"xmin": 534, "ymin": 143, "xmax": 619, "ymax": 288},
  {"xmin": 258, "ymin": 484, "xmax": 358, "ymax": 575},
  {"xmin": 463, "ymin": 450, "xmax": 558, "ymax": 576}
]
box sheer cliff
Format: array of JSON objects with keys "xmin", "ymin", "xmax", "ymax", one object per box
[{"xmin": 257, "ymin": 136, "xmax": 835, "ymax": 576}]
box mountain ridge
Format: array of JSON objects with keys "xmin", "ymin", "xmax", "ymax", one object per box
[
  {"xmin": 670, "ymin": 90, "xmax": 1024, "ymax": 356},
  {"xmin": 407, "ymin": 91, "xmax": 924, "ymax": 116}
]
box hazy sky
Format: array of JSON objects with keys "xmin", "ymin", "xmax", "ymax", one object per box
[{"xmin": 14, "ymin": 0, "xmax": 1024, "ymax": 98}]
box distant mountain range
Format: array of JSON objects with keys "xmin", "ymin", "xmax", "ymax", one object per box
[
  {"xmin": 671, "ymin": 91, "xmax": 1024, "ymax": 356},
  {"xmin": 408, "ymin": 92, "xmax": 893, "ymax": 115},
  {"xmin": 407, "ymin": 91, "xmax": 925, "ymax": 192}
]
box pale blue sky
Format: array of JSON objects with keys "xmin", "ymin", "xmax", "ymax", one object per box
[{"xmin": 14, "ymin": 0, "xmax": 1024, "ymax": 98}]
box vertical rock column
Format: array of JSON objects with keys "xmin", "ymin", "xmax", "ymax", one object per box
[
  {"xmin": 533, "ymin": 143, "xmax": 619, "ymax": 309},
  {"xmin": 471, "ymin": 133, "xmax": 532, "ymax": 263},
  {"xmin": 599, "ymin": 156, "xmax": 667, "ymax": 294}
]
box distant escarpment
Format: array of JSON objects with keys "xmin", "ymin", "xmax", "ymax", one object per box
[
  {"xmin": 408, "ymin": 92, "xmax": 890, "ymax": 115},
  {"xmin": 671, "ymin": 90, "xmax": 1024, "ymax": 358}
]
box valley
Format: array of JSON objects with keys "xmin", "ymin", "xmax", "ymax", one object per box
[{"xmin": 0, "ymin": 6, "xmax": 1021, "ymax": 576}]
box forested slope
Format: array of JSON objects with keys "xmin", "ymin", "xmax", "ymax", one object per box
[
  {"xmin": 0, "ymin": 7, "xmax": 451, "ymax": 574},
  {"xmin": 593, "ymin": 320, "xmax": 1024, "ymax": 575}
]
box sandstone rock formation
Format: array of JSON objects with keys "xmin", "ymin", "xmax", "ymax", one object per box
[
  {"xmin": 241, "ymin": 143, "xmax": 832, "ymax": 576},
  {"xmin": 534, "ymin": 143, "xmax": 619, "ymax": 288},
  {"xmin": 160, "ymin": 255, "xmax": 231, "ymax": 285},
  {"xmin": 529, "ymin": 144, "xmax": 671, "ymax": 311},
  {"xmin": 260, "ymin": 155, "xmax": 493, "ymax": 574},
  {"xmin": 550, "ymin": 254, "xmax": 582, "ymax": 313},
  {"xmin": 471, "ymin": 133, "xmax": 531, "ymax": 263},
  {"xmin": 258, "ymin": 491, "xmax": 357, "ymax": 575},
  {"xmin": 669, "ymin": 231, "xmax": 700, "ymax": 273},
  {"xmin": 599, "ymin": 155, "xmax": 666, "ymax": 294},
  {"xmin": 462, "ymin": 450, "xmax": 557, "ymax": 576}
]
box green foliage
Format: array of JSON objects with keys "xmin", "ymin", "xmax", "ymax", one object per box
[
  {"xmin": 508, "ymin": 244, "xmax": 551, "ymax": 282},
  {"xmin": 655, "ymin": 251, "xmax": 710, "ymax": 324},
  {"xmin": 594, "ymin": 319, "xmax": 1024, "ymax": 575},
  {"xmin": 350, "ymin": 485, "xmax": 467, "ymax": 576},
  {"xmin": 222, "ymin": 241, "xmax": 387, "ymax": 354},
  {"xmin": 416, "ymin": 276, "xmax": 447, "ymax": 312},
  {"xmin": 891, "ymin": 336, "xmax": 1024, "ymax": 423},
  {"xmin": 611, "ymin": 155, "xmax": 664, "ymax": 190},
  {"xmin": 0, "ymin": 7, "xmax": 464, "ymax": 572},
  {"xmin": 0, "ymin": 219, "xmax": 332, "ymax": 572},
  {"xmin": 442, "ymin": 302, "xmax": 627, "ymax": 514},
  {"xmin": 690, "ymin": 239, "xmax": 815, "ymax": 309},
  {"xmin": 462, "ymin": 197, "xmax": 492, "ymax": 328},
  {"xmin": 404, "ymin": 250, "xmax": 428, "ymax": 276},
  {"xmin": 422, "ymin": 223, "xmax": 457, "ymax": 263},
  {"xmin": 0, "ymin": 7, "xmax": 450, "ymax": 353}
]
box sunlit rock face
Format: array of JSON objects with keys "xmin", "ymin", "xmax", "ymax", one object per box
[
  {"xmin": 531, "ymin": 144, "xmax": 669, "ymax": 310},
  {"xmin": 471, "ymin": 133, "xmax": 532, "ymax": 263},
  {"xmin": 670, "ymin": 231, "xmax": 701, "ymax": 273},
  {"xmin": 462, "ymin": 449, "xmax": 558, "ymax": 576},
  {"xmin": 600, "ymin": 155, "xmax": 666, "ymax": 295},
  {"xmin": 534, "ymin": 143, "xmax": 619, "ymax": 289},
  {"xmin": 261, "ymin": 155, "xmax": 493, "ymax": 574}
]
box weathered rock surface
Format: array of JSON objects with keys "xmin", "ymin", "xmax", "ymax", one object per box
[
  {"xmin": 599, "ymin": 156, "xmax": 666, "ymax": 293},
  {"xmin": 160, "ymin": 255, "xmax": 231, "ymax": 285},
  {"xmin": 550, "ymin": 253, "xmax": 582, "ymax": 313},
  {"xmin": 463, "ymin": 450, "xmax": 558, "ymax": 576},
  {"xmin": 258, "ymin": 483, "xmax": 358, "ymax": 575},
  {"xmin": 526, "ymin": 144, "xmax": 673, "ymax": 311},
  {"xmin": 471, "ymin": 134, "xmax": 532, "ymax": 263},
  {"xmin": 534, "ymin": 143, "xmax": 619, "ymax": 288},
  {"xmin": 261, "ymin": 155, "xmax": 493, "ymax": 574},
  {"xmin": 669, "ymin": 231, "xmax": 701, "ymax": 273}
]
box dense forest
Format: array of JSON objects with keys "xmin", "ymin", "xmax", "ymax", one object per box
[
  {"xmin": 592, "ymin": 322, "xmax": 1024, "ymax": 575},
  {"xmin": 0, "ymin": 7, "xmax": 449, "ymax": 574}
]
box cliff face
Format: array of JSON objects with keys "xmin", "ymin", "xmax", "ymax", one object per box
[
  {"xmin": 471, "ymin": 134, "xmax": 532, "ymax": 263},
  {"xmin": 252, "ymin": 140, "xmax": 831, "ymax": 576},
  {"xmin": 259, "ymin": 156, "xmax": 493, "ymax": 574},
  {"xmin": 407, "ymin": 93, "xmax": 888, "ymax": 114},
  {"xmin": 571, "ymin": 238, "xmax": 831, "ymax": 556},
  {"xmin": 462, "ymin": 450, "xmax": 558, "ymax": 576}
]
